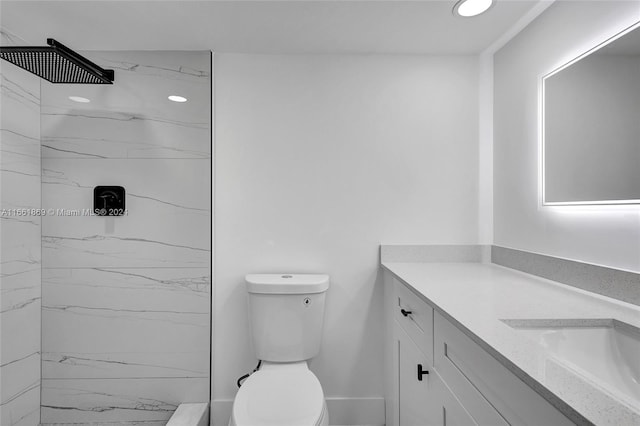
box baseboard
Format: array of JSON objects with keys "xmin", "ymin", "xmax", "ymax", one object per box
[
  {"xmin": 326, "ymin": 397, "xmax": 385, "ymax": 426},
  {"xmin": 210, "ymin": 399, "xmax": 233, "ymax": 426},
  {"xmin": 211, "ymin": 396, "xmax": 385, "ymax": 426}
]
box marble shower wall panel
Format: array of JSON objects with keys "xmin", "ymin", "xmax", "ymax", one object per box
[
  {"xmin": 42, "ymin": 267, "xmax": 210, "ymax": 379},
  {"xmin": 40, "ymin": 377, "xmax": 209, "ymax": 425},
  {"xmin": 42, "ymin": 159, "xmax": 210, "ymax": 268},
  {"xmin": 41, "ymin": 51, "xmax": 210, "ymax": 160},
  {"xmin": 40, "ymin": 51, "xmax": 211, "ymax": 425},
  {"xmin": 0, "ymin": 31, "xmax": 42, "ymax": 426}
]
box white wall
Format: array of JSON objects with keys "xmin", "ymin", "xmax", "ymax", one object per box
[
  {"xmin": 494, "ymin": 0, "xmax": 640, "ymax": 273},
  {"xmin": 213, "ymin": 54, "xmax": 479, "ymax": 422}
]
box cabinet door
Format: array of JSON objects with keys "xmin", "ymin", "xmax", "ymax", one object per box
[
  {"xmin": 435, "ymin": 380, "xmax": 478, "ymax": 426},
  {"xmin": 398, "ymin": 319, "xmax": 477, "ymax": 426},
  {"xmin": 397, "ymin": 322, "xmax": 439, "ymax": 426}
]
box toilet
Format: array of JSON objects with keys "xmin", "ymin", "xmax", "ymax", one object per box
[{"xmin": 229, "ymin": 273, "xmax": 330, "ymax": 426}]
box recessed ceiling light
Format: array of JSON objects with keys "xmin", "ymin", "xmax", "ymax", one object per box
[
  {"xmin": 168, "ymin": 95, "xmax": 187, "ymax": 103},
  {"xmin": 453, "ymin": 0, "xmax": 494, "ymax": 17},
  {"xmin": 69, "ymin": 96, "xmax": 90, "ymax": 103}
]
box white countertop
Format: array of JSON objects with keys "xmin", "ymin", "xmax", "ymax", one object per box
[{"xmin": 382, "ymin": 261, "xmax": 640, "ymax": 426}]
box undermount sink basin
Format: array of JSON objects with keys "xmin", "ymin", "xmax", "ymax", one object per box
[{"xmin": 501, "ymin": 318, "xmax": 640, "ymax": 408}]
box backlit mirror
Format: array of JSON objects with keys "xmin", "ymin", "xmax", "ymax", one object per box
[{"xmin": 542, "ymin": 23, "xmax": 640, "ymax": 205}]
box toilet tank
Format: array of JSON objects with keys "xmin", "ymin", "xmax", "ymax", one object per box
[{"xmin": 245, "ymin": 274, "xmax": 329, "ymax": 362}]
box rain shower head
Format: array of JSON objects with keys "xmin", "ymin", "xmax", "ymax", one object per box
[{"xmin": 0, "ymin": 39, "xmax": 114, "ymax": 84}]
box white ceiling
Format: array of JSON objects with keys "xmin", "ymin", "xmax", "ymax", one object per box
[{"xmin": 0, "ymin": 1, "xmax": 544, "ymax": 54}]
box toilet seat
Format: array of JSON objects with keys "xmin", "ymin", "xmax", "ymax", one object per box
[{"xmin": 231, "ymin": 362, "xmax": 326, "ymax": 426}]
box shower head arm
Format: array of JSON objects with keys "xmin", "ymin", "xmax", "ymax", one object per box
[{"xmin": 46, "ymin": 39, "xmax": 114, "ymax": 82}]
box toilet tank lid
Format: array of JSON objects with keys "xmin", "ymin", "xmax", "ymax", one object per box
[{"xmin": 245, "ymin": 274, "xmax": 329, "ymax": 294}]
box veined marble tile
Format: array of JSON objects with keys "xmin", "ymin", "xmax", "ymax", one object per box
[
  {"xmin": 0, "ymin": 65, "xmax": 41, "ymax": 232},
  {"xmin": 40, "ymin": 378, "xmax": 209, "ymax": 424},
  {"xmin": 0, "ymin": 369, "xmax": 40, "ymax": 426},
  {"xmin": 0, "ymin": 350, "xmax": 40, "ymax": 388},
  {"xmin": 90, "ymin": 51, "xmax": 210, "ymax": 83},
  {"xmin": 41, "ymin": 51, "xmax": 210, "ymax": 159},
  {"xmin": 0, "ymin": 131, "xmax": 40, "ymax": 183},
  {"xmin": 0, "ymin": 89, "xmax": 41, "ymax": 210},
  {"xmin": 0, "ymin": 281, "xmax": 41, "ymax": 372},
  {"xmin": 0, "ymin": 63, "xmax": 42, "ymax": 273},
  {"xmin": 0, "ymin": 137, "xmax": 41, "ymax": 216},
  {"xmin": 42, "ymin": 159, "xmax": 210, "ymax": 268},
  {"xmin": 0, "ymin": 268, "xmax": 41, "ymax": 391},
  {"xmin": 42, "ymin": 351, "xmax": 209, "ymax": 381},
  {"xmin": 1, "ymin": 127, "xmax": 40, "ymax": 161},
  {"xmin": 41, "ymin": 305, "xmax": 208, "ymax": 365},
  {"xmin": 43, "ymin": 268, "xmax": 209, "ymax": 307},
  {"xmin": 0, "ymin": 273, "xmax": 42, "ymax": 426},
  {"xmin": 0, "ymin": 167, "xmax": 41, "ymax": 215},
  {"xmin": 1, "ymin": 268, "xmax": 40, "ymax": 314},
  {"xmin": 34, "ymin": 51, "xmax": 211, "ymax": 425},
  {"xmin": 42, "ymin": 267, "xmax": 209, "ymax": 379},
  {"xmin": 0, "ymin": 66, "xmax": 40, "ymax": 140},
  {"xmin": 0, "ymin": 351, "xmax": 40, "ymax": 406},
  {"xmin": 0, "ymin": 216, "xmax": 41, "ymax": 276},
  {"xmin": 1, "ymin": 27, "xmax": 41, "ymax": 426},
  {"xmin": 41, "ymin": 107, "xmax": 210, "ymax": 159}
]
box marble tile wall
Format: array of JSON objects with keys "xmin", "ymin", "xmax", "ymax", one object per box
[
  {"xmin": 0, "ymin": 30, "xmax": 42, "ymax": 426},
  {"xmin": 40, "ymin": 51, "xmax": 211, "ymax": 425}
]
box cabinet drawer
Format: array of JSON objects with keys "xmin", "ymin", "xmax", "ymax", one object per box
[
  {"xmin": 393, "ymin": 278, "xmax": 433, "ymax": 363},
  {"xmin": 434, "ymin": 317, "xmax": 509, "ymax": 426},
  {"xmin": 434, "ymin": 312, "xmax": 574, "ymax": 426}
]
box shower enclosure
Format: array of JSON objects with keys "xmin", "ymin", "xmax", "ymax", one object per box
[{"xmin": 0, "ymin": 34, "xmax": 212, "ymax": 425}]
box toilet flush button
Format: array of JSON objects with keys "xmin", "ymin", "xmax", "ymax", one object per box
[{"xmin": 303, "ymin": 297, "xmax": 311, "ymax": 307}]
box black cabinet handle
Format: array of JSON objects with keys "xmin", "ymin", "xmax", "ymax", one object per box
[
  {"xmin": 417, "ymin": 364, "xmax": 429, "ymax": 381},
  {"xmin": 400, "ymin": 308, "xmax": 412, "ymax": 317}
]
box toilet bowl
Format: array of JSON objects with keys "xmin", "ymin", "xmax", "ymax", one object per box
[
  {"xmin": 229, "ymin": 274, "xmax": 330, "ymax": 426},
  {"xmin": 229, "ymin": 362, "xmax": 328, "ymax": 426}
]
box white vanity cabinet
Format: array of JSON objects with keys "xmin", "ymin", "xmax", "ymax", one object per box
[
  {"xmin": 390, "ymin": 277, "xmax": 477, "ymax": 426},
  {"xmin": 396, "ymin": 322, "xmax": 437, "ymax": 425},
  {"xmin": 396, "ymin": 322, "xmax": 476, "ymax": 426},
  {"xmin": 385, "ymin": 275, "xmax": 575, "ymax": 426}
]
